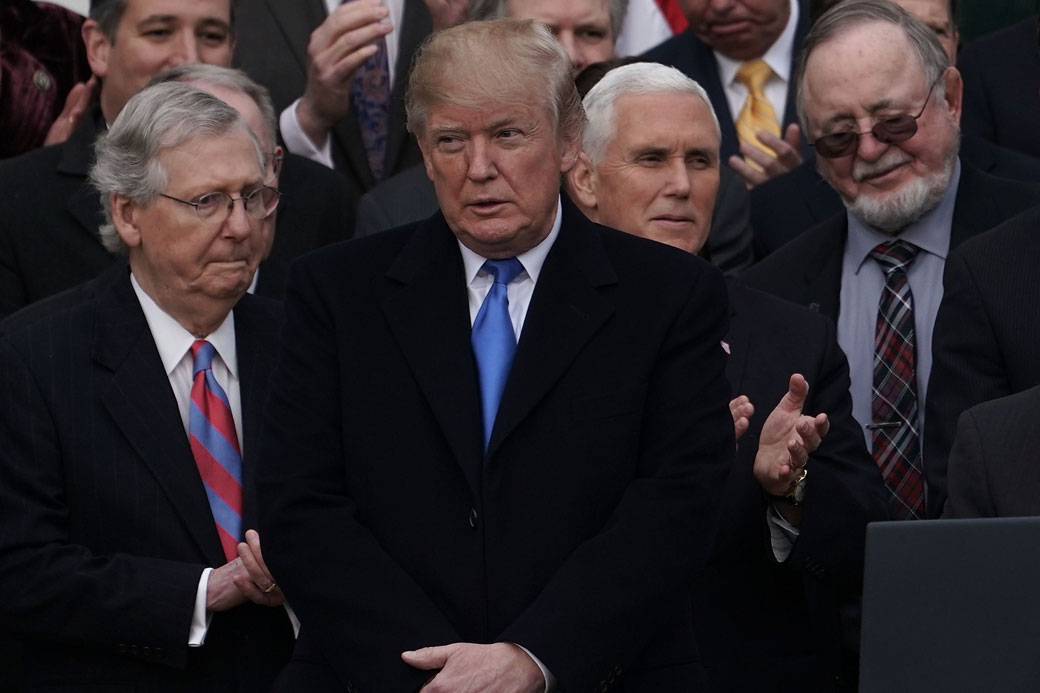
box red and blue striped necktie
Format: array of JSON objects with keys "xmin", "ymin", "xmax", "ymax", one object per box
[{"xmin": 188, "ymin": 340, "xmax": 244, "ymax": 561}]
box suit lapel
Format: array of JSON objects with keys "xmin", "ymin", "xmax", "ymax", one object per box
[
  {"xmin": 785, "ymin": 0, "xmax": 813, "ymax": 161},
  {"xmin": 385, "ymin": 2, "xmax": 430, "ymax": 177},
  {"xmin": 949, "ymin": 163, "xmax": 997, "ymax": 251},
  {"xmin": 58, "ymin": 106, "xmax": 107, "ymax": 245},
  {"xmin": 798, "ymin": 216, "xmax": 846, "ymax": 322},
  {"xmin": 95, "ymin": 270, "xmax": 227, "ymax": 565},
  {"xmin": 722, "ymin": 282, "xmax": 752, "ymax": 395},
  {"xmin": 487, "ymin": 201, "xmax": 615, "ymax": 458},
  {"xmin": 261, "ymin": 0, "xmax": 326, "ymax": 76},
  {"xmin": 382, "ymin": 216, "xmax": 485, "ymax": 496},
  {"xmin": 235, "ymin": 294, "xmax": 283, "ymax": 530}
]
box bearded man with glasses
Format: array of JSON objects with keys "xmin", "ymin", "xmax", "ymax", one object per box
[
  {"xmin": 744, "ymin": 0, "xmax": 1040, "ymax": 520},
  {"xmin": 0, "ymin": 82, "xmax": 295, "ymax": 691}
]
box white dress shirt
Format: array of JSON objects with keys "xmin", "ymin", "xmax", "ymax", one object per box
[
  {"xmin": 280, "ymin": 0, "xmax": 406, "ymax": 168},
  {"xmin": 713, "ymin": 0, "xmax": 798, "ymax": 135},
  {"xmin": 131, "ymin": 274, "xmax": 240, "ymax": 646}
]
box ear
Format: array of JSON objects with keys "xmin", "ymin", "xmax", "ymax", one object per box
[
  {"xmin": 558, "ymin": 130, "xmax": 581, "ymax": 175},
  {"xmin": 111, "ymin": 194, "xmax": 143, "ymax": 249},
  {"xmin": 565, "ymin": 152, "xmax": 599, "ymax": 217},
  {"xmin": 943, "ymin": 66, "xmax": 963, "ymax": 124},
  {"xmin": 269, "ymin": 144, "xmax": 284, "ymax": 185},
  {"xmin": 82, "ymin": 19, "xmax": 112, "ymax": 80}
]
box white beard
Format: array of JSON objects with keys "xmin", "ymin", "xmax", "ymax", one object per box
[{"xmin": 835, "ymin": 141, "xmax": 959, "ymax": 234}]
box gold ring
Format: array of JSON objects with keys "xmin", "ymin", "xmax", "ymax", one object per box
[{"xmin": 263, "ymin": 582, "xmax": 277, "ymax": 594}]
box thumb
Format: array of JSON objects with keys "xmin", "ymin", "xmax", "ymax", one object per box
[
  {"xmin": 402, "ymin": 644, "xmax": 453, "ymax": 669},
  {"xmin": 777, "ymin": 373, "xmax": 809, "ymax": 413}
]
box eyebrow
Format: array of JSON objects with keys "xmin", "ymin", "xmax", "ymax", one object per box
[{"xmin": 137, "ymin": 14, "xmax": 230, "ymax": 30}]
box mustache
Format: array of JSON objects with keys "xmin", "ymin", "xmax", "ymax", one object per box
[{"xmin": 852, "ymin": 150, "xmax": 913, "ymax": 182}]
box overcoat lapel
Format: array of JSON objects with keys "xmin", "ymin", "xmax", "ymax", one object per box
[
  {"xmin": 382, "ymin": 215, "xmax": 485, "ymax": 496},
  {"xmin": 95, "ymin": 269, "xmax": 227, "ymax": 566},
  {"xmin": 723, "ymin": 285, "xmax": 752, "ymax": 395},
  {"xmin": 488, "ymin": 201, "xmax": 616, "ymax": 457}
]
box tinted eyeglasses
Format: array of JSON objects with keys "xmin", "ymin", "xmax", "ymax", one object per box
[
  {"xmin": 159, "ymin": 185, "xmax": 281, "ymax": 224},
  {"xmin": 809, "ymin": 77, "xmax": 940, "ymax": 159}
]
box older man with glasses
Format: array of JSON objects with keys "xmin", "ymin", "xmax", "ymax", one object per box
[
  {"xmin": 744, "ymin": 0, "xmax": 1040, "ymax": 520},
  {"xmin": 0, "ymin": 82, "xmax": 295, "ymax": 692}
]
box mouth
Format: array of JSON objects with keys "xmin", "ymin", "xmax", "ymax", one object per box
[
  {"xmin": 467, "ymin": 198, "xmax": 509, "ymax": 214},
  {"xmin": 651, "ymin": 214, "xmax": 694, "ymax": 229},
  {"xmin": 708, "ymin": 19, "xmax": 753, "ymax": 37}
]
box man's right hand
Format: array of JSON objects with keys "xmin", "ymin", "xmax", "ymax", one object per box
[
  {"xmin": 205, "ymin": 530, "xmax": 285, "ymax": 611},
  {"xmin": 296, "ymin": 0, "xmax": 394, "ymax": 148}
]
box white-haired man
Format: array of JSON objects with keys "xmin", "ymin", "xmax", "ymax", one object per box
[
  {"xmin": 743, "ymin": 0, "xmax": 1040, "ymax": 519},
  {"xmin": 0, "ymin": 83, "xmax": 293, "ymax": 691},
  {"xmin": 566, "ymin": 60, "xmax": 887, "ymax": 691}
]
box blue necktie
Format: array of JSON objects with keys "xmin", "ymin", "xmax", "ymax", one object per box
[{"xmin": 472, "ymin": 258, "xmax": 524, "ymax": 453}]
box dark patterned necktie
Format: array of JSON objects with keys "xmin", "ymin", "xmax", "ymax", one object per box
[
  {"xmin": 350, "ymin": 25, "xmax": 391, "ymax": 182},
  {"xmin": 870, "ymin": 241, "xmax": 924, "ymax": 520},
  {"xmin": 471, "ymin": 258, "xmax": 524, "ymax": 453},
  {"xmin": 188, "ymin": 340, "xmax": 244, "ymax": 560}
]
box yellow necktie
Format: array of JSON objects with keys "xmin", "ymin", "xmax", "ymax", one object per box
[{"xmin": 735, "ymin": 59, "xmax": 781, "ymax": 169}]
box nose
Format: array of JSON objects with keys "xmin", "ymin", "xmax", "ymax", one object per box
[
  {"xmin": 223, "ymin": 196, "xmax": 254, "ymax": 240},
  {"xmin": 856, "ymin": 129, "xmax": 889, "ymax": 162},
  {"xmin": 556, "ymin": 31, "xmax": 582, "ymax": 69},
  {"xmin": 664, "ymin": 159, "xmax": 692, "ymax": 197},
  {"xmin": 465, "ymin": 139, "xmax": 498, "ymax": 181},
  {"xmin": 169, "ymin": 30, "xmax": 201, "ymax": 66}
]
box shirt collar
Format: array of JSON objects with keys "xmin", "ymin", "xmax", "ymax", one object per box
[
  {"xmin": 716, "ymin": 0, "xmax": 798, "ymax": 89},
  {"xmin": 130, "ymin": 273, "xmax": 238, "ymax": 378},
  {"xmin": 458, "ymin": 195, "xmax": 562, "ymax": 285},
  {"xmin": 846, "ymin": 157, "xmax": 961, "ymax": 273}
]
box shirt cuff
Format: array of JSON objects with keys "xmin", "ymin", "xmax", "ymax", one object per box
[
  {"xmin": 767, "ymin": 504, "xmax": 801, "ymax": 562},
  {"xmin": 514, "ymin": 643, "xmax": 555, "ymax": 692},
  {"xmin": 188, "ymin": 567, "xmax": 215, "ymax": 646},
  {"xmin": 279, "ymin": 99, "xmax": 335, "ymax": 169},
  {"xmin": 285, "ymin": 602, "xmax": 301, "ymax": 638}
]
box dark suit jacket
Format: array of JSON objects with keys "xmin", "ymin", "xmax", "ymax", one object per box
[
  {"xmin": 741, "ymin": 164, "xmax": 1040, "ymax": 517},
  {"xmin": 943, "ymin": 384, "xmax": 1040, "ymax": 518},
  {"xmin": 750, "ymin": 138, "xmax": 1040, "ymax": 258},
  {"xmin": 0, "ymin": 105, "xmax": 354, "ymax": 318},
  {"xmin": 698, "ymin": 281, "xmax": 887, "ymax": 692},
  {"xmin": 959, "ymin": 16, "xmax": 1040, "ymax": 160},
  {"xmin": 925, "ymin": 204, "xmax": 1040, "ymax": 519},
  {"xmin": 257, "ymin": 198, "xmax": 735, "ymax": 692},
  {"xmin": 0, "ymin": 263, "xmax": 293, "ymax": 691},
  {"xmin": 356, "ymin": 162, "xmax": 756, "ymax": 276},
  {"xmin": 233, "ymin": 0, "xmax": 430, "ymax": 196},
  {"xmin": 642, "ymin": 0, "xmax": 812, "ymax": 165}
]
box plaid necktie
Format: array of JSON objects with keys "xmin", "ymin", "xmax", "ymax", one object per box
[
  {"xmin": 471, "ymin": 258, "xmax": 524, "ymax": 453},
  {"xmin": 870, "ymin": 241, "xmax": 925, "ymax": 520},
  {"xmin": 351, "ymin": 27, "xmax": 391, "ymax": 182},
  {"xmin": 734, "ymin": 59, "xmax": 781, "ymax": 170},
  {"xmin": 188, "ymin": 340, "xmax": 244, "ymax": 561}
]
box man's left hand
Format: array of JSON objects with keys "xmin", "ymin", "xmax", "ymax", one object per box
[
  {"xmin": 402, "ymin": 642, "xmax": 544, "ymax": 693},
  {"xmin": 728, "ymin": 123, "xmax": 804, "ymax": 188},
  {"xmin": 753, "ymin": 373, "xmax": 828, "ymax": 497}
]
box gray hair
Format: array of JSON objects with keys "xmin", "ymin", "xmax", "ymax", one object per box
[
  {"xmin": 89, "ymin": 0, "xmax": 236, "ymax": 42},
  {"xmin": 470, "ymin": 0, "xmax": 629, "ymax": 43},
  {"xmin": 147, "ymin": 63, "xmax": 277, "ymax": 146},
  {"xmin": 581, "ymin": 62, "xmax": 721, "ymax": 165},
  {"xmin": 90, "ymin": 82, "xmax": 262, "ymax": 254},
  {"xmin": 406, "ymin": 19, "xmax": 585, "ymax": 145},
  {"xmin": 796, "ymin": 0, "xmax": 950, "ymax": 131}
]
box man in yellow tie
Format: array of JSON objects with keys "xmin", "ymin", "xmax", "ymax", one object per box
[{"xmin": 644, "ymin": 0, "xmax": 810, "ymax": 187}]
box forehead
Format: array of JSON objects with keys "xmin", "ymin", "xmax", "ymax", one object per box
[
  {"xmin": 803, "ymin": 22, "xmax": 925, "ymax": 117},
  {"xmin": 119, "ymin": 0, "xmax": 231, "ymax": 28},
  {"xmin": 609, "ymin": 91, "xmax": 719, "ymax": 148},
  {"xmin": 507, "ymin": 0, "xmax": 610, "ymax": 25},
  {"xmin": 892, "ymin": 0, "xmax": 951, "ymax": 26},
  {"xmin": 160, "ymin": 128, "xmax": 260, "ymax": 185},
  {"xmin": 425, "ymin": 95, "xmax": 552, "ymax": 131}
]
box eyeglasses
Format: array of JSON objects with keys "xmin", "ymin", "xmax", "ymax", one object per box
[
  {"xmin": 809, "ymin": 77, "xmax": 940, "ymax": 159},
  {"xmin": 159, "ymin": 185, "xmax": 281, "ymax": 223}
]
